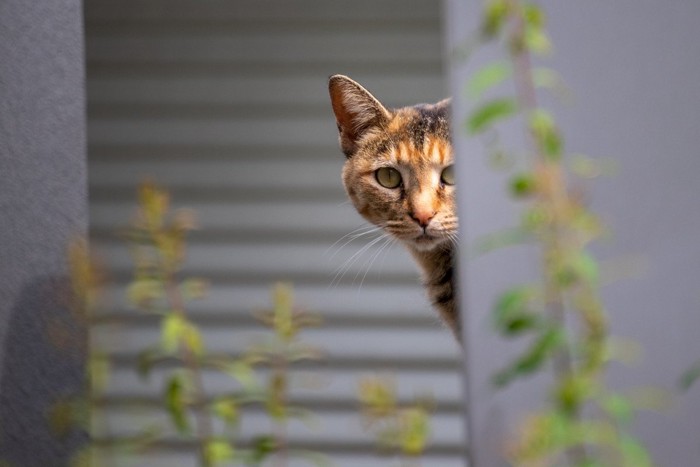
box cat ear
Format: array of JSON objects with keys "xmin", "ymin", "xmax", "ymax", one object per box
[{"xmin": 328, "ymin": 75, "xmax": 391, "ymax": 157}]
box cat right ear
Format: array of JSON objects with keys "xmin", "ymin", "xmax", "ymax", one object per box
[{"xmin": 328, "ymin": 75, "xmax": 391, "ymax": 157}]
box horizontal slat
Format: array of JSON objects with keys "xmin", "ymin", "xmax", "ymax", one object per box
[
  {"xmin": 84, "ymin": 0, "xmax": 441, "ymax": 22},
  {"xmin": 88, "ymin": 143, "xmax": 337, "ymax": 162},
  {"xmin": 109, "ymin": 354, "xmax": 460, "ymax": 373},
  {"xmin": 101, "ymin": 366, "xmax": 461, "ymax": 403},
  {"xmin": 94, "ymin": 326, "xmax": 458, "ymax": 361},
  {"xmin": 94, "ymin": 239, "xmax": 418, "ymax": 278},
  {"xmin": 88, "ymin": 116, "xmax": 338, "ymax": 146},
  {"xmin": 87, "ymin": 74, "xmax": 446, "ymax": 107},
  {"xmin": 89, "ymin": 156, "xmax": 344, "ymax": 191},
  {"xmin": 86, "ymin": 60, "xmax": 444, "ymax": 78},
  {"xmin": 85, "ymin": 18, "xmax": 440, "ymax": 36},
  {"xmin": 90, "ymin": 199, "xmax": 367, "ymax": 232},
  {"xmin": 99, "ymin": 283, "xmax": 435, "ymax": 320},
  {"xmin": 95, "ymin": 408, "xmax": 464, "ymax": 446},
  {"xmin": 86, "ymin": 31, "xmax": 440, "ymax": 63},
  {"xmin": 95, "ymin": 452, "xmax": 463, "ymax": 467}
]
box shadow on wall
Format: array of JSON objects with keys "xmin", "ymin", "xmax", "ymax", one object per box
[{"xmin": 0, "ymin": 275, "xmax": 87, "ymax": 465}]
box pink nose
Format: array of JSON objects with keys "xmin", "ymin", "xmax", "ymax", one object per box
[{"xmin": 410, "ymin": 210, "xmax": 436, "ymax": 228}]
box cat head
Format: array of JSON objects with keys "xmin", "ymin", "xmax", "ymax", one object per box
[{"xmin": 328, "ymin": 74, "xmax": 456, "ymax": 252}]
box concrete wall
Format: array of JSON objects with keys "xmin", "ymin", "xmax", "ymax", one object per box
[
  {"xmin": 0, "ymin": 0, "xmax": 87, "ymax": 463},
  {"xmin": 448, "ymin": 1, "xmax": 700, "ymax": 465}
]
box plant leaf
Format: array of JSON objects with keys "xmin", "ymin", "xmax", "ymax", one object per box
[
  {"xmin": 467, "ymin": 61, "xmax": 511, "ymax": 99},
  {"xmin": 467, "ymin": 98, "xmax": 518, "ymax": 134},
  {"xmin": 165, "ymin": 373, "xmax": 189, "ymax": 434},
  {"xmin": 492, "ymin": 287, "xmax": 539, "ymax": 336},
  {"xmin": 161, "ymin": 314, "xmax": 185, "ymax": 353},
  {"xmin": 529, "ymin": 109, "xmax": 562, "ymax": 159},
  {"xmin": 602, "ymin": 393, "xmax": 634, "ymax": 425},
  {"xmin": 680, "ymin": 359, "xmax": 700, "ymax": 391},
  {"xmin": 205, "ymin": 439, "xmax": 235, "ymax": 464},
  {"xmin": 493, "ymin": 326, "xmax": 564, "ymax": 387}
]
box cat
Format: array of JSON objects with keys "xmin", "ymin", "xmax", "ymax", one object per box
[{"xmin": 328, "ymin": 75, "xmax": 459, "ymax": 340}]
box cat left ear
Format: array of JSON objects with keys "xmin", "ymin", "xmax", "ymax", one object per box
[{"xmin": 328, "ymin": 75, "xmax": 391, "ymax": 157}]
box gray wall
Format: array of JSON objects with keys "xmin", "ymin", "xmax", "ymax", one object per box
[
  {"xmin": 448, "ymin": 1, "xmax": 700, "ymax": 465},
  {"xmin": 0, "ymin": 0, "xmax": 87, "ymax": 463},
  {"xmin": 85, "ymin": 1, "xmax": 464, "ymax": 466}
]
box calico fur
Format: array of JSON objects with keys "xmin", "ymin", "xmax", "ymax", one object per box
[{"xmin": 328, "ymin": 75, "xmax": 460, "ymax": 340}]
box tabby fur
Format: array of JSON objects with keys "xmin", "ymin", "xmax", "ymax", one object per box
[{"xmin": 328, "ymin": 75, "xmax": 459, "ymax": 339}]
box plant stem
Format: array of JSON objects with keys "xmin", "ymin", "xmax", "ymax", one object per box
[
  {"xmin": 165, "ymin": 267, "xmax": 214, "ymax": 467},
  {"xmin": 507, "ymin": 2, "xmax": 586, "ymax": 464},
  {"xmin": 273, "ymin": 353, "xmax": 289, "ymax": 467}
]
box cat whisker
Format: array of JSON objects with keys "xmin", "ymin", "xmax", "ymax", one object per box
[
  {"xmin": 356, "ymin": 235, "xmax": 395, "ymax": 291},
  {"xmin": 325, "ymin": 224, "xmax": 381, "ymax": 259},
  {"xmin": 329, "ymin": 233, "xmax": 387, "ymax": 289}
]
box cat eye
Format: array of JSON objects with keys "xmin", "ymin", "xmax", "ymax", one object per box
[
  {"xmin": 375, "ymin": 167, "xmax": 402, "ymax": 188},
  {"xmin": 441, "ymin": 165, "xmax": 455, "ymax": 186}
]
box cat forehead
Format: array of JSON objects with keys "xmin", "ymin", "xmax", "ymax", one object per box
[
  {"xmin": 381, "ymin": 105, "xmax": 452, "ymax": 164},
  {"xmin": 387, "ymin": 102, "xmax": 451, "ymax": 143}
]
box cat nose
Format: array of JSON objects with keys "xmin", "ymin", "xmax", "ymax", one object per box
[{"xmin": 410, "ymin": 210, "xmax": 436, "ymax": 228}]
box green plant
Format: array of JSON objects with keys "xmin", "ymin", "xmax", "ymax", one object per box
[
  {"xmin": 57, "ymin": 181, "xmax": 439, "ymax": 467},
  {"xmin": 358, "ymin": 376, "xmax": 433, "ymax": 466},
  {"xmin": 126, "ymin": 183, "xmax": 328, "ymax": 467},
  {"xmin": 466, "ymin": 1, "xmax": 655, "ymax": 465}
]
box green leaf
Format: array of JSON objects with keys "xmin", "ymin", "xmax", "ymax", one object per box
[
  {"xmin": 165, "ymin": 374, "xmax": 189, "ymax": 434},
  {"xmin": 211, "ymin": 398, "xmax": 239, "ymax": 425},
  {"xmin": 467, "ymin": 98, "xmax": 518, "ymax": 134},
  {"xmin": 224, "ymin": 360, "xmax": 259, "ymax": 392},
  {"xmin": 523, "ymin": 3, "xmax": 546, "ymax": 28},
  {"xmin": 570, "ymin": 154, "xmax": 604, "ymax": 179},
  {"xmin": 126, "ymin": 279, "xmax": 164, "ymax": 307},
  {"xmin": 524, "ymin": 25, "xmax": 552, "ymax": 55},
  {"xmin": 602, "ymin": 393, "xmax": 634, "ymax": 425},
  {"xmin": 557, "ymin": 252, "xmax": 599, "ymax": 286},
  {"xmin": 680, "ymin": 359, "xmax": 700, "ymax": 391},
  {"xmin": 482, "ymin": 0, "xmax": 509, "ymax": 38},
  {"xmin": 555, "ymin": 375, "xmax": 595, "ymax": 415},
  {"xmin": 493, "ymin": 326, "xmax": 564, "ymax": 387},
  {"xmin": 521, "ymin": 205, "xmax": 550, "ymax": 231},
  {"xmin": 509, "ymin": 172, "xmax": 537, "ymax": 198},
  {"xmin": 492, "ymin": 287, "xmax": 539, "ymax": 336},
  {"xmin": 619, "ymin": 434, "xmax": 653, "ymax": 467},
  {"xmin": 182, "ymin": 320, "xmax": 204, "ymax": 356},
  {"xmin": 529, "ymin": 109, "xmax": 563, "ymax": 159},
  {"xmin": 467, "ymin": 61, "xmax": 511, "ymax": 99},
  {"xmin": 160, "ymin": 314, "xmax": 204, "ymax": 356},
  {"xmin": 205, "ymin": 439, "xmax": 235, "ymax": 464},
  {"xmin": 532, "ymin": 67, "xmax": 571, "ymax": 97},
  {"xmin": 399, "ymin": 407, "xmax": 430, "ymax": 456},
  {"xmin": 571, "ymin": 252, "xmax": 599, "ymax": 284},
  {"xmin": 161, "ymin": 314, "xmax": 185, "ymax": 353},
  {"xmin": 250, "ymin": 435, "xmax": 276, "ymax": 463}
]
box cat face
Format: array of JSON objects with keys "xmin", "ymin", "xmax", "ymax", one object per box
[{"xmin": 328, "ymin": 75, "xmax": 456, "ymax": 252}]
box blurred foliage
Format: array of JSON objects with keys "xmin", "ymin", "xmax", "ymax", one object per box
[
  {"xmin": 358, "ymin": 376, "xmax": 433, "ymax": 465},
  {"xmin": 467, "ymin": 0, "xmax": 657, "ymax": 465},
  {"xmin": 126, "ymin": 182, "xmax": 329, "ymax": 467},
  {"xmin": 55, "ymin": 181, "xmax": 438, "ymax": 467}
]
